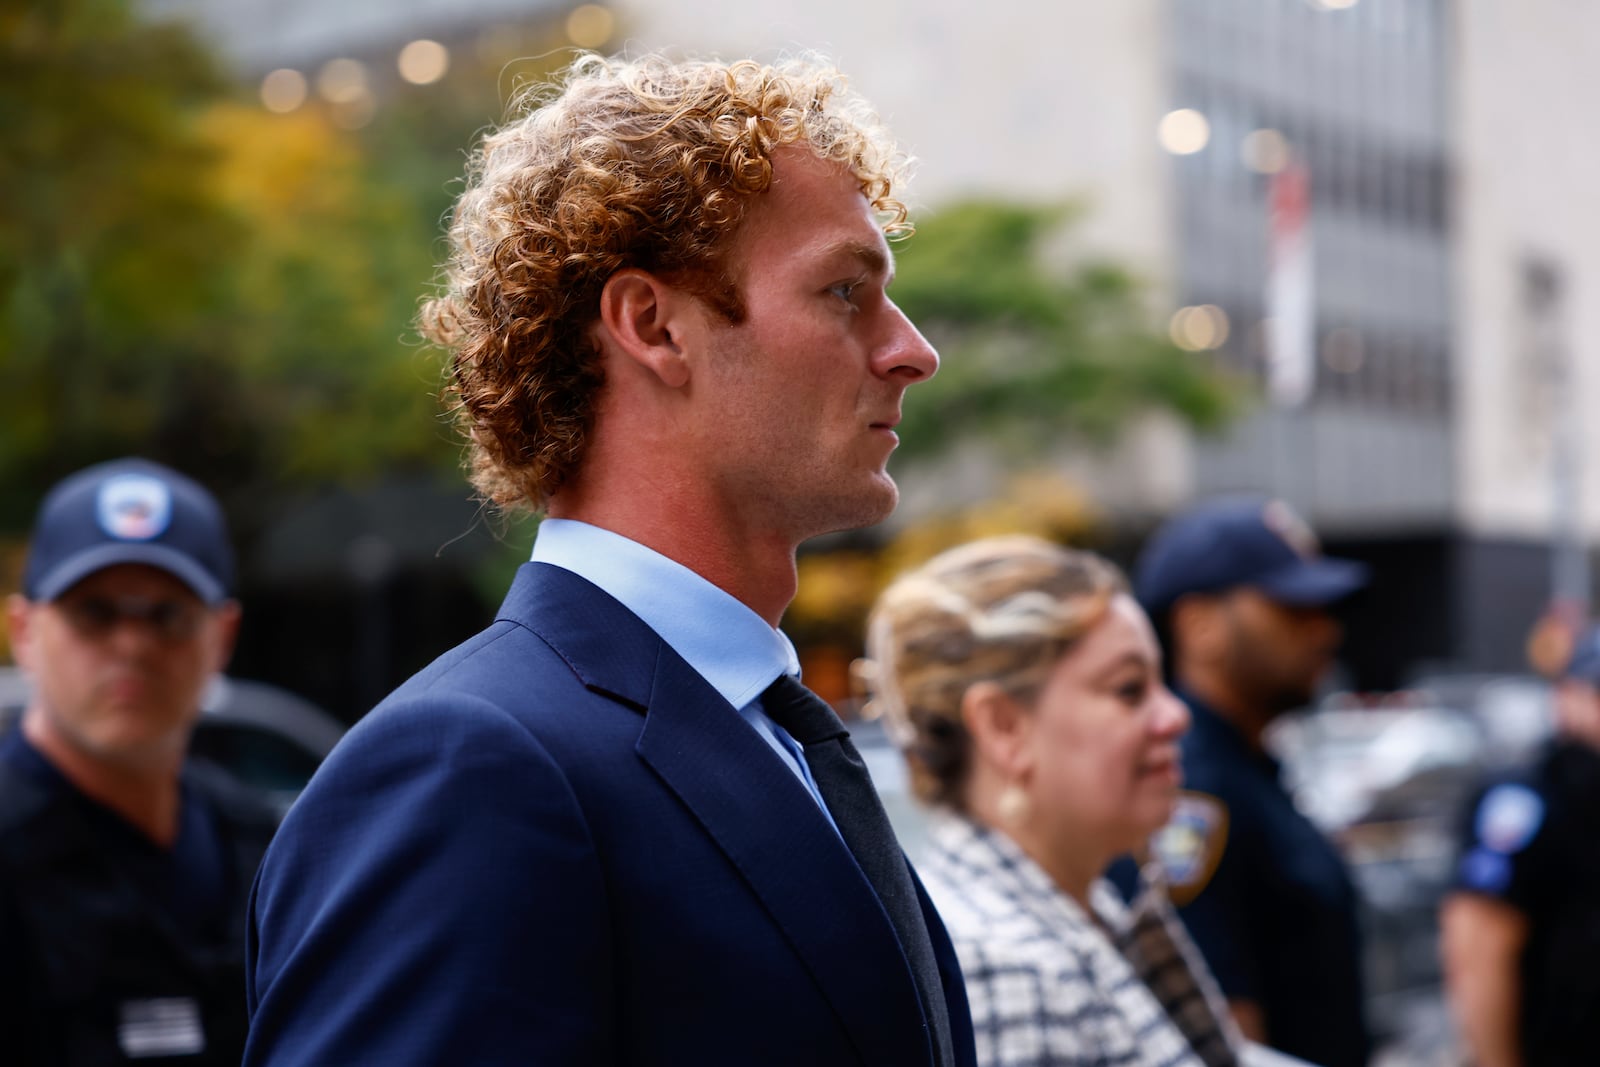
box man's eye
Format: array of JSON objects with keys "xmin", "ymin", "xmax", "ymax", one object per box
[
  {"xmin": 73, "ymin": 599, "xmax": 119, "ymax": 630},
  {"xmin": 149, "ymin": 602, "xmax": 186, "ymax": 632},
  {"xmin": 828, "ymin": 281, "xmax": 859, "ymax": 304}
]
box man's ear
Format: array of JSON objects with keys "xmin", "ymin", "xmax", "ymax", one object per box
[
  {"xmin": 207, "ymin": 600, "xmax": 242, "ymax": 675},
  {"xmin": 595, "ymin": 268, "xmax": 692, "ymax": 389},
  {"xmin": 5, "ymin": 594, "xmax": 35, "ymax": 674},
  {"xmin": 1171, "ymin": 593, "xmax": 1224, "ymax": 665},
  {"xmin": 961, "ymin": 681, "xmax": 1034, "ymax": 781}
]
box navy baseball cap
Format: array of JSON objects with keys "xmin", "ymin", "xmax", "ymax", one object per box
[
  {"xmin": 1135, "ymin": 495, "xmax": 1368, "ymax": 616},
  {"xmin": 1564, "ymin": 625, "xmax": 1600, "ymax": 685},
  {"xmin": 21, "ymin": 458, "xmax": 235, "ymax": 604}
]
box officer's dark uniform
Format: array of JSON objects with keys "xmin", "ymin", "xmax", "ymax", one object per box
[
  {"xmin": 1160, "ymin": 691, "xmax": 1369, "ymax": 1067},
  {"xmin": 1128, "ymin": 495, "xmax": 1373, "ymax": 1067},
  {"xmin": 1452, "ymin": 738, "xmax": 1600, "ymax": 1065},
  {"xmin": 0, "ymin": 729, "xmax": 277, "ymax": 1065}
]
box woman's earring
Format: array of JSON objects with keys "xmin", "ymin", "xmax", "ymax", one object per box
[{"xmin": 997, "ymin": 782, "xmax": 1030, "ymax": 826}]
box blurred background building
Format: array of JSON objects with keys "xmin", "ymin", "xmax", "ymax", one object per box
[{"xmin": 132, "ymin": 0, "xmax": 1600, "ymax": 695}]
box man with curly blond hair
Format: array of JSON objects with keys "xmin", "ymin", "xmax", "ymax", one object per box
[{"xmin": 243, "ymin": 53, "xmax": 973, "ymax": 1066}]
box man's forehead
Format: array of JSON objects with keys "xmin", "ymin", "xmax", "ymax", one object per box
[{"xmin": 752, "ymin": 149, "xmax": 883, "ymax": 232}]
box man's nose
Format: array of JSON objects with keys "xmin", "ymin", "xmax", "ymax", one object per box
[
  {"xmin": 105, "ymin": 615, "xmax": 164, "ymax": 655},
  {"xmin": 872, "ymin": 302, "xmax": 939, "ymax": 383}
]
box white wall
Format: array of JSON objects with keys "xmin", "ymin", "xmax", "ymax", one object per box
[
  {"xmin": 611, "ymin": 0, "xmax": 1176, "ymax": 284},
  {"xmin": 1454, "ymin": 1, "xmax": 1600, "ymax": 540}
]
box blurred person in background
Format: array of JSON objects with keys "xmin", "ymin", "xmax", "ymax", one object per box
[
  {"xmin": 867, "ymin": 534, "xmax": 1246, "ymax": 1067},
  {"xmin": 0, "ymin": 458, "xmax": 277, "ymax": 1066},
  {"xmin": 1440, "ymin": 623, "xmax": 1600, "ymax": 1067},
  {"xmin": 243, "ymin": 53, "xmax": 974, "ymax": 1066},
  {"xmin": 1132, "ymin": 496, "xmax": 1371, "ymax": 1067}
]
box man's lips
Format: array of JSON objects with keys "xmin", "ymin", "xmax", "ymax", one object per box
[{"xmin": 105, "ymin": 675, "xmax": 153, "ymax": 704}]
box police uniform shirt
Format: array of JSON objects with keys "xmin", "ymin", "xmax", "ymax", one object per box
[
  {"xmin": 1151, "ymin": 693, "xmax": 1370, "ymax": 1067},
  {"xmin": 0, "ymin": 728, "xmax": 276, "ymax": 1066},
  {"xmin": 1452, "ymin": 739, "xmax": 1600, "ymax": 1064}
]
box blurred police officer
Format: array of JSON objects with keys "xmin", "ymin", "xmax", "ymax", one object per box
[
  {"xmin": 1441, "ymin": 624, "xmax": 1600, "ymax": 1067},
  {"xmin": 1134, "ymin": 495, "xmax": 1371, "ymax": 1067},
  {"xmin": 0, "ymin": 458, "xmax": 277, "ymax": 1065}
]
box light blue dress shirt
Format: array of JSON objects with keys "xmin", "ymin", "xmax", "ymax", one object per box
[{"xmin": 531, "ymin": 519, "xmax": 836, "ymax": 824}]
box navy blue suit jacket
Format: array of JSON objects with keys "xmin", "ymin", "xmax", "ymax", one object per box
[{"xmin": 244, "ymin": 563, "xmax": 976, "ymax": 1065}]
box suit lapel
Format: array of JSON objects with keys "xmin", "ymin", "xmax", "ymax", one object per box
[
  {"xmin": 636, "ymin": 650, "xmax": 933, "ymax": 1067},
  {"xmin": 916, "ymin": 866, "xmax": 976, "ymax": 1066},
  {"xmin": 498, "ymin": 563, "xmax": 659, "ymax": 712},
  {"xmin": 501, "ymin": 564, "xmax": 934, "ymax": 1067}
]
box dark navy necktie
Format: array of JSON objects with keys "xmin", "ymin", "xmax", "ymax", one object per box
[{"xmin": 762, "ymin": 674, "xmax": 954, "ymax": 1067}]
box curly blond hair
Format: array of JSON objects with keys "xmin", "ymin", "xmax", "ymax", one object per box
[
  {"xmin": 419, "ymin": 52, "xmax": 912, "ymax": 512},
  {"xmin": 865, "ymin": 536, "xmax": 1127, "ymax": 811}
]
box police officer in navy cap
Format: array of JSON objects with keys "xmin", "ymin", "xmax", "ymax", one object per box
[
  {"xmin": 0, "ymin": 458, "xmax": 278, "ymax": 1065},
  {"xmin": 1132, "ymin": 495, "xmax": 1371, "ymax": 1067},
  {"xmin": 1441, "ymin": 623, "xmax": 1600, "ymax": 1067}
]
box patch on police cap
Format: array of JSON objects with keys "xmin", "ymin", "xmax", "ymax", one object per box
[
  {"xmin": 1473, "ymin": 783, "xmax": 1545, "ymax": 855},
  {"xmin": 97, "ymin": 474, "xmax": 172, "ymax": 542},
  {"xmin": 1262, "ymin": 498, "xmax": 1320, "ymax": 560},
  {"xmin": 1459, "ymin": 846, "xmax": 1514, "ymax": 896},
  {"xmin": 1150, "ymin": 791, "xmax": 1228, "ymax": 906}
]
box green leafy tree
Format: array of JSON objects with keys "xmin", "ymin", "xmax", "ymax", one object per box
[
  {"xmin": 198, "ymin": 102, "xmax": 448, "ymax": 490},
  {"xmin": 0, "ymin": 0, "xmax": 244, "ymax": 526},
  {"xmin": 0, "ymin": 0, "xmax": 585, "ymax": 539},
  {"xmin": 890, "ymin": 201, "xmax": 1238, "ymax": 457}
]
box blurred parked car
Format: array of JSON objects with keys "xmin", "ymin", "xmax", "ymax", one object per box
[
  {"xmin": 1266, "ymin": 678, "xmax": 1554, "ymax": 1067},
  {"xmin": 0, "ymin": 666, "xmax": 344, "ymax": 816}
]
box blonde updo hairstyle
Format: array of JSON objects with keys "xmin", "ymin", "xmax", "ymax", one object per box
[{"xmin": 866, "ymin": 535, "xmax": 1128, "ymax": 812}]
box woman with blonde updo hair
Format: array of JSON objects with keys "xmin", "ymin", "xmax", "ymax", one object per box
[{"xmin": 867, "ymin": 535, "xmax": 1247, "ymax": 1067}]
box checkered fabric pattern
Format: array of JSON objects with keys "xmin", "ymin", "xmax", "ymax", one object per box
[{"xmin": 919, "ymin": 813, "xmax": 1242, "ymax": 1067}]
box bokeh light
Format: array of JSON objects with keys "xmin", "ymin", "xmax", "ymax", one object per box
[
  {"xmin": 259, "ymin": 68, "xmax": 307, "ymax": 113},
  {"xmin": 397, "ymin": 39, "xmax": 449, "ymax": 85},
  {"xmin": 566, "ymin": 4, "xmax": 615, "ymax": 49},
  {"xmin": 1169, "ymin": 305, "xmax": 1231, "ymax": 351},
  {"xmin": 1242, "ymin": 128, "xmax": 1291, "ymax": 174},
  {"xmin": 1158, "ymin": 108, "xmax": 1211, "ymax": 155},
  {"xmin": 317, "ymin": 58, "xmax": 369, "ymax": 104},
  {"xmin": 1322, "ymin": 327, "xmax": 1366, "ymax": 373}
]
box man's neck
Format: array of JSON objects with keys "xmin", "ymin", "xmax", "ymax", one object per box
[
  {"xmin": 547, "ymin": 490, "xmax": 800, "ymax": 628},
  {"xmin": 22, "ymin": 710, "xmax": 183, "ymax": 847},
  {"xmin": 1176, "ymin": 669, "xmax": 1270, "ymax": 751}
]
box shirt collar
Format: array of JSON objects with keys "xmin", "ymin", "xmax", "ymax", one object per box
[{"xmin": 531, "ymin": 519, "xmax": 799, "ymax": 710}]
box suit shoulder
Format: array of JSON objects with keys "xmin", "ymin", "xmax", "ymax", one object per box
[
  {"xmin": 323, "ymin": 615, "xmax": 644, "ymax": 801},
  {"xmin": 392, "ymin": 618, "xmax": 568, "ymax": 698},
  {"xmin": 369, "ymin": 620, "xmax": 600, "ymax": 727}
]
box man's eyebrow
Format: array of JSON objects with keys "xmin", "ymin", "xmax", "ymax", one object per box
[{"xmin": 828, "ymin": 240, "xmax": 893, "ymax": 281}]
